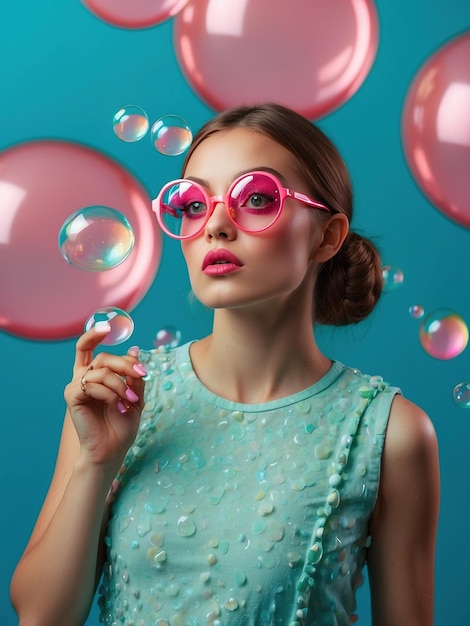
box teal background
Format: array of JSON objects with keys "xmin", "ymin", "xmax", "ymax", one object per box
[{"xmin": 1, "ymin": 1, "xmax": 469, "ymax": 624}]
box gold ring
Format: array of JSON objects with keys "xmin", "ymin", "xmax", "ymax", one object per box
[{"xmin": 80, "ymin": 364, "xmax": 94, "ymax": 393}]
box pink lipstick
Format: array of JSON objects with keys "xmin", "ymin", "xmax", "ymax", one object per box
[{"xmin": 202, "ymin": 249, "xmax": 243, "ymax": 275}]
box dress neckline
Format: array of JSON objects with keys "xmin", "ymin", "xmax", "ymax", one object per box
[{"xmin": 175, "ymin": 341, "xmax": 346, "ymax": 412}]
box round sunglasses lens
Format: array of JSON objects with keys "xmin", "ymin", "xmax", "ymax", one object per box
[
  {"xmin": 229, "ymin": 173, "xmax": 281, "ymax": 231},
  {"xmin": 159, "ymin": 181, "xmax": 207, "ymax": 237}
]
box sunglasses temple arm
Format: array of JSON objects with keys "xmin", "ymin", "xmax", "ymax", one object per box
[{"xmin": 290, "ymin": 190, "xmax": 331, "ymax": 213}]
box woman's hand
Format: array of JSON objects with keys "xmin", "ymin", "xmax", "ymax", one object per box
[{"xmin": 64, "ymin": 324, "xmax": 147, "ymax": 470}]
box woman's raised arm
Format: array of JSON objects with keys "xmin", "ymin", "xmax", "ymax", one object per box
[{"xmin": 10, "ymin": 326, "xmax": 146, "ymax": 626}]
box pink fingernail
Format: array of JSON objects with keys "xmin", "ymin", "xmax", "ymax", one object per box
[
  {"xmin": 94, "ymin": 321, "xmax": 111, "ymax": 333},
  {"xmin": 125, "ymin": 388, "xmax": 139, "ymax": 403},
  {"xmin": 117, "ymin": 400, "xmax": 128, "ymax": 414},
  {"xmin": 128, "ymin": 346, "xmax": 140, "ymax": 357},
  {"xmin": 133, "ymin": 363, "xmax": 147, "ymax": 376}
]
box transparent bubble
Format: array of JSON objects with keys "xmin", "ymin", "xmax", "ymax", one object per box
[
  {"xmin": 59, "ymin": 206, "xmax": 135, "ymax": 271},
  {"xmin": 408, "ymin": 304, "xmax": 424, "ymax": 319},
  {"xmin": 418, "ymin": 308, "xmax": 469, "ymax": 360},
  {"xmin": 85, "ymin": 307, "xmax": 134, "ymax": 345},
  {"xmin": 150, "ymin": 114, "xmax": 192, "ymax": 156},
  {"xmin": 453, "ymin": 382, "xmax": 470, "ymax": 409},
  {"xmin": 381, "ymin": 265, "xmax": 404, "ymax": 292},
  {"xmin": 153, "ymin": 325, "xmax": 182, "ymax": 349},
  {"xmin": 113, "ymin": 105, "xmax": 149, "ymax": 142}
]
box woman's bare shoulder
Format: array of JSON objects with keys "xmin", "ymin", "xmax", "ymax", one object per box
[{"xmin": 385, "ymin": 394, "xmax": 438, "ymax": 464}]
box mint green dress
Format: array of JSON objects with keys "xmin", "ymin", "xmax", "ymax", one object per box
[{"xmin": 98, "ymin": 342, "xmax": 400, "ymax": 626}]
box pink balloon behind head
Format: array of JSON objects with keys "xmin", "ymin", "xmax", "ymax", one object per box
[
  {"xmin": 0, "ymin": 140, "xmax": 161, "ymax": 340},
  {"xmin": 173, "ymin": 0, "xmax": 379, "ymax": 119},
  {"xmin": 82, "ymin": 0, "xmax": 190, "ymax": 29},
  {"xmin": 402, "ymin": 31, "xmax": 470, "ymax": 229}
]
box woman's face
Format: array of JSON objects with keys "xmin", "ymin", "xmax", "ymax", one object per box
[{"xmin": 180, "ymin": 127, "xmax": 329, "ymax": 312}]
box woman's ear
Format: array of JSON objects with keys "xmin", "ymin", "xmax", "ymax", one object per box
[{"xmin": 311, "ymin": 213, "xmax": 349, "ymax": 263}]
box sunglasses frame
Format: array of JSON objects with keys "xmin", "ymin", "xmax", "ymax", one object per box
[{"xmin": 154, "ymin": 170, "xmax": 331, "ymax": 240}]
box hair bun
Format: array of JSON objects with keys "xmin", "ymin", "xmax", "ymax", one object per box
[{"xmin": 314, "ymin": 232, "xmax": 382, "ymax": 326}]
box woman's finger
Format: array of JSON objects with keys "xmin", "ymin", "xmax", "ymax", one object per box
[
  {"xmin": 82, "ymin": 351, "xmax": 147, "ymax": 381},
  {"xmin": 74, "ymin": 322, "xmax": 112, "ymax": 371}
]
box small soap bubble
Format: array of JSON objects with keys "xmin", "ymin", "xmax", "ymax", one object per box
[
  {"xmin": 113, "ymin": 105, "xmax": 149, "ymax": 142},
  {"xmin": 381, "ymin": 265, "xmax": 404, "ymax": 292},
  {"xmin": 153, "ymin": 325, "xmax": 182, "ymax": 349},
  {"xmin": 453, "ymin": 382, "xmax": 470, "ymax": 409},
  {"xmin": 85, "ymin": 307, "xmax": 134, "ymax": 345},
  {"xmin": 408, "ymin": 304, "xmax": 424, "ymax": 319},
  {"xmin": 59, "ymin": 206, "xmax": 135, "ymax": 272},
  {"xmin": 418, "ymin": 308, "xmax": 469, "ymax": 360},
  {"xmin": 150, "ymin": 114, "xmax": 192, "ymax": 156}
]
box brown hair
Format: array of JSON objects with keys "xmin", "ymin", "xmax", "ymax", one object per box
[{"xmin": 182, "ymin": 103, "xmax": 382, "ymax": 326}]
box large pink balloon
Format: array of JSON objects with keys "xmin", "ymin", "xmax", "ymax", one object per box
[
  {"xmin": 0, "ymin": 140, "xmax": 161, "ymax": 340},
  {"xmin": 173, "ymin": 0, "xmax": 379, "ymax": 119},
  {"xmin": 402, "ymin": 31, "xmax": 470, "ymax": 229},
  {"xmin": 82, "ymin": 0, "xmax": 190, "ymax": 29}
]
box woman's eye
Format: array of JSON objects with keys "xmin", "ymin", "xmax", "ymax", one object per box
[
  {"xmin": 184, "ymin": 201, "xmax": 206, "ymax": 217},
  {"xmin": 245, "ymin": 193, "xmax": 274, "ymax": 210},
  {"xmin": 248, "ymin": 194, "xmax": 264, "ymax": 207}
]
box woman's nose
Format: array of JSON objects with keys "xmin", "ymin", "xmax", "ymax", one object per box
[{"xmin": 204, "ymin": 200, "xmax": 237, "ymax": 240}]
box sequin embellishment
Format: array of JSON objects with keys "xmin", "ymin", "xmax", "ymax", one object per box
[{"xmin": 99, "ymin": 344, "xmax": 397, "ymax": 626}]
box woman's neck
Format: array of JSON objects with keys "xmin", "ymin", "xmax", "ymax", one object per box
[{"xmin": 189, "ymin": 302, "xmax": 332, "ymax": 404}]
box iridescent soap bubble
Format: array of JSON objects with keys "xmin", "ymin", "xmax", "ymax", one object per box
[
  {"xmin": 418, "ymin": 308, "xmax": 469, "ymax": 360},
  {"xmin": 408, "ymin": 304, "xmax": 424, "ymax": 319},
  {"xmin": 85, "ymin": 307, "xmax": 134, "ymax": 345},
  {"xmin": 154, "ymin": 325, "xmax": 182, "ymax": 349},
  {"xmin": 452, "ymin": 382, "xmax": 470, "ymax": 409},
  {"xmin": 381, "ymin": 265, "xmax": 404, "ymax": 292},
  {"xmin": 150, "ymin": 115, "xmax": 192, "ymax": 156},
  {"xmin": 113, "ymin": 105, "xmax": 149, "ymax": 142},
  {"xmin": 59, "ymin": 206, "xmax": 135, "ymax": 271}
]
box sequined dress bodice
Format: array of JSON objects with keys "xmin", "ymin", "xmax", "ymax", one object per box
[{"xmin": 98, "ymin": 342, "xmax": 399, "ymax": 626}]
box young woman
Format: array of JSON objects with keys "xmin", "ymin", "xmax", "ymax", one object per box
[{"xmin": 11, "ymin": 103, "xmax": 440, "ymax": 626}]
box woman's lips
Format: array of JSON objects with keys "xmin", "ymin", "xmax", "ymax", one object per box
[{"xmin": 202, "ymin": 249, "xmax": 243, "ymax": 275}]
